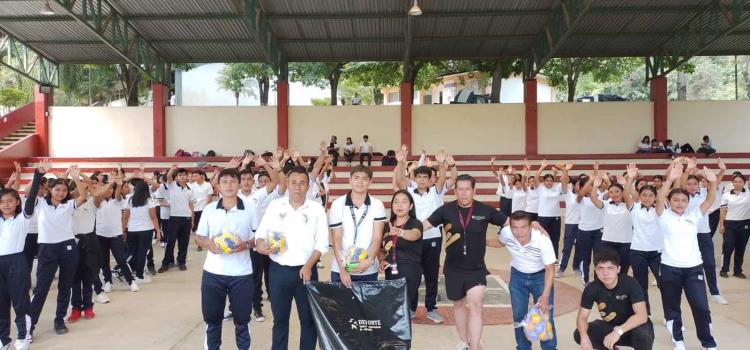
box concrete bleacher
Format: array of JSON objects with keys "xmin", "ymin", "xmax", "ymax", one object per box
[{"xmin": 16, "ymin": 153, "xmax": 750, "ymax": 208}]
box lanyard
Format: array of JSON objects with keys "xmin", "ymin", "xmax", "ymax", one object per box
[
  {"xmin": 457, "ymin": 204, "xmax": 474, "ymax": 255},
  {"xmin": 390, "ymin": 220, "xmax": 406, "ymax": 264},
  {"xmin": 348, "ymin": 204, "xmax": 369, "ymax": 245}
]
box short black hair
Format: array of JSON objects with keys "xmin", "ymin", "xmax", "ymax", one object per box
[
  {"xmin": 218, "ymin": 168, "xmax": 240, "ymax": 182},
  {"xmin": 455, "ymin": 174, "xmax": 476, "ymax": 188},
  {"xmin": 0, "ymin": 188, "xmax": 23, "ymax": 217},
  {"xmin": 256, "ymin": 171, "xmax": 271, "ymax": 180},
  {"xmin": 287, "ymin": 166, "xmax": 309, "ymax": 182},
  {"xmin": 363, "ymin": 134, "xmax": 369, "ymax": 139},
  {"xmin": 239, "ymin": 168, "xmax": 254, "ymax": 177},
  {"xmin": 653, "ymin": 175, "xmax": 665, "ymax": 181},
  {"xmin": 593, "ymin": 249, "xmax": 620, "ymax": 267},
  {"xmin": 509, "ymin": 210, "xmax": 531, "ymax": 224},
  {"xmin": 350, "ymin": 165, "xmax": 373, "ymax": 179},
  {"xmin": 414, "ymin": 166, "xmax": 432, "ymax": 178}
]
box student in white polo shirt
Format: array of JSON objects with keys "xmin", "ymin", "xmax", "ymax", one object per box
[
  {"xmin": 394, "ymin": 145, "xmax": 449, "ymax": 324},
  {"xmin": 719, "ymin": 172, "xmax": 750, "ymax": 279},
  {"xmin": 28, "ymin": 163, "xmax": 89, "ymax": 337},
  {"xmin": 535, "ymin": 160, "xmax": 571, "ymax": 262},
  {"xmin": 255, "ymin": 166, "xmax": 329, "ymax": 350},
  {"xmin": 576, "ymin": 168, "xmax": 607, "ymax": 284},
  {"xmin": 124, "ymin": 181, "xmax": 161, "ymax": 283},
  {"xmin": 154, "ymin": 174, "xmax": 170, "ymax": 249},
  {"xmin": 358, "ymin": 134, "xmax": 373, "ymax": 166},
  {"xmin": 488, "ymin": 211, "xmax": 557, "ymax": 350},
  {"xmin": 329, "ymin": 165, "xmax": 386, "ymax": 287},
  {"xmin": 0, "ymin": 161, "xmax": 44, "ymax": 350},
  {"xmin": 159, "ymin": 166, "xmax": 193, "ymax": 273},
  {"xmin": 558, "ymin": 175, "xmax": 583, "ymax": 277},
  {"xmin": 95, "ymin": 176, "xmax": 139, "ymax": 292},
  {"xmin": 490, "ymin": 158, "xmax": 513, "ymax": 216},
  {"xmin": 195, "ymin": 168, "xmax": 258, "ymax": 350},
  {"xmin": 589, "ymin": 173, "xmax": 634, "ymax": 275},
  {"xmin": 656, "ymin": 160, "xmax": 718, "ymax": 350}
]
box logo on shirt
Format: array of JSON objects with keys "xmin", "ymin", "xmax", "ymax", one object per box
[
  {"xmin": 615, "ymin": 294, "xmax": 628, "ymax": 301},
  {"xmin": 279, "ymin": 212, "xmax": 287, "ymax": 221}
]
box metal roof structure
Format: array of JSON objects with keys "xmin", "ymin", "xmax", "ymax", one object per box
[{"xmin": 2, "ymin": 0, "xmax": 750, "ymax": 85}]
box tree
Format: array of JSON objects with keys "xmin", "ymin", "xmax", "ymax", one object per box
[
  {"xmin": 343, "ymin": 62, "xmax": 402, "ymax": 104},
  {"xmin": 542, "ymin": 57, "xmax": 641, "ymax": 101},
  {"xmin": 118, "ymin": 64, "xmax": 142, "ymax": 106},
  {"xmin": 290, "ymin": 62, "xmax": 347, "ymax": 105},
  {"xmin": 217, "ymin": 64, "xmax": 256, "ymax": 106},
  {"xmin": 338, "ymin": 78, "xmax": 374, "ymax": 105},
  {"xmin": 237, "ymin": 63, "xmax": 274, "ymax": 106},
  {"xmin": 469, "ymin": 59, "xmax": 522, "ymax": 103}
]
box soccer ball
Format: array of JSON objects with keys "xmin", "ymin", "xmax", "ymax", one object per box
[{"xmin": 213, "ymin": 231, "xmax": 241, "ymax": 254}]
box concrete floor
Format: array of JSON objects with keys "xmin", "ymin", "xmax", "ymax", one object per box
[{"xmin": 26, "ymin": 234, "xmax": 750, "ymax": 350}]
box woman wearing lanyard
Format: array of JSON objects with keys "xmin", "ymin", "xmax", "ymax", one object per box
[
  {"xmin": 534, "ymin": 160, "xmax": 571, "ymax": 262},
  {"xmin": 380, "ymin": 190, "xmax": 423, "ymax": 319}
]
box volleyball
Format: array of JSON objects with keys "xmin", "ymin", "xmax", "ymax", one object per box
[
  {"xmin": 523, "ymin": 306, "xmax": 554, "ymax": 342},
  {"xmin": 267, "ymin": 231, "xmax": 286, "ymax": 253},
  {"xmin": 344, "ymin": 247, "xmax": 368, "ymax": 272},
  {"xmin": 213, "ymin": 231, "xmax": 241, "ymax": 254}
]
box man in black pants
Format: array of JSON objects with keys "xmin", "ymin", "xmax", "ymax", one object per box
[
  {"xmin": 574, "ymin": 249, "xmax": 654, "ymax": 350},
  {"xmin": 159, "ymin": 166, "xmax": 194, "ymax": 273}
]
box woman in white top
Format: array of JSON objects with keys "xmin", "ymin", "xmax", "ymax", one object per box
[
  {"xmin": 0, "ymin": 168, "xmax": 39, "ymax": 349},
  {"xmin": 343, "ymin": 137, "xmax": 356, "ymax": 165},
  {"xmin": 521, "ymin": 162, "xmax": 539, "ymax": 221},
  {"xmin": 28, "ymin": 161, "xmax": 89, "ymax": 336},
  {"xmin": 95, "ymin": 177, "xmax": 138, "ymax": 291},
  {"xmin": 490, "ymin": 158, "xmax": 513, "ymax": 216},
  {"xmin": 123, "ymin": 182, "xmax": 161, "ymax": 281},
  {"xmin": 558, "ymin": 175, "xmax": 582, "ymax": 277},
  {"xmin": 623, "ymin": 164, "xmax": 662, "ymax": 314},
  {"xmin": 535, "ymin": 160, "xmax": 571, "ymax": 264},
  {"xmin": 718, "ymin": 173, "xmax": 750, "ymax": 279},
  {"xmin": 656, "ymin": 160, "xmax": 718, "ymax": 350},
  {"xmin": 575, "ymin": 164, "xmax": 608, "ymax": 284},
  {"xmin": 590, "ymin": 169, "xmax": 634, "ymax": 275},
  {"xmin": 509, "ymin": 173, "xmax": 527, "ymax": 214}
]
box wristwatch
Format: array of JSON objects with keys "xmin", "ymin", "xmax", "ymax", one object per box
[{"xmin": 614, "ymin": 326, "xmax": 624, "ymax": 336}]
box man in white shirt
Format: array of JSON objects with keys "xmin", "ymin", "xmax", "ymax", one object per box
[
  {"xmin": 255, "ymin": 166, "xmax": 329, "ymax": 350},
  {"xmin": 329, "ymin": 165, "xmax": 386, "ymax": 288},
  {"xmin": 488, "ymin": 211, "xmax": 557, "ymax": 350},
  {"xmin": 191, "ymin": 169, "xmax": 214, "ymax": 252},
  {"xmin": 159, "ymin": 166, "xmax": 194, "ymax": 273},
  {"xmin": 195, "ymin": 168, "xmax": 258, "ymax": 350},
  {"xmin": 358, "ymin": 134, "xmax": 373, "ymax": 166}
]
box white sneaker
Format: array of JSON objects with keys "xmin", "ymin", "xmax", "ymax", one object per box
[
  {"xmin": 652, "ymin": 279, "xmax": 658, "ymax": 286},
  {"xmin": 456, "ymin": 341, "xmax": 469, "ymax": 350},
  {"xmin": 426, "ymin": 310, "xmax": 444, "ymax": 324},
  {"xmin": 159, "ymin": 242, "xmax": 166, "ymax": 248},
  {"xmin": 95, "ymin": 292, "xmax": 110, "ymax": 304},
  {"xmin": 673, "ymin": 340, "xmax": 686, "ymax": 350},
  {"xmin": 0, "ymin": 343, "xmax": 10, "ymax": 350},
  {"xmin": 130, "ymin": 282, "xmax": 140, "ymax": 292},
  {"xmin": 135, "ymin": 276, "xmax": 152, "ymax": 284},
  {"xmin": 554, "ymin": 268, "xmax": 563, "ymax": 278},
  {"xmin": 14, "ymin": 339, "xmax": 30, "ymax": 350},
  {"xmin": 103, "ymin": 282, "xmax": 112, "ymax": 293},
  {"xmin": 223, "ymin": 309, "xmax": 233, "ymax": 321},
  {"xmin": 710, "ymin": 294, "xmax": 728, "ymax": 305}
]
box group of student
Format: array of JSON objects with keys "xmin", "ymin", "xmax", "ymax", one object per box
[{"xmin": 1, "ymin": 145, "xmax": 745, "ymax": 350}]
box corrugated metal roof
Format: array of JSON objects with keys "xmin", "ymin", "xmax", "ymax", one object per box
[{"xmin": 1, "ymin": 0, "xmax": 750, "ymax": 64}]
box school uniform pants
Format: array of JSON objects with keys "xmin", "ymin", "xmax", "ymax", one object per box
[
  {"xmin": 201, "ymin": 271, "xmax": 253, "ymax": 350},
  {"xmin": 163, "ymin": 216, "xmax": 191, "ymax": 267},
  {"xmin": 192, "ymin": 210, "xmax": 203, "ymax": 232},
  {"xmin": 0, "ymin": 253, "xmax": 31, "ymax": 346},
  {"xmin": 30, "ymin": 239, "xmax": 79, "ymax": 325},
  {"xmin": 385, "ymin": 262, "xmax": 422, "ymax": 312},
  {"xmin": 127, "ymin": 230, "xmax": 154, "ymax": 279},
  {"xmin": 159, "ymin": 217, "xmax": 169, "ymax": 243},
  {"xmin": 22, "ymin": 233, "xmax": 39, "ymax": 271},
  {"xmin": 269, "ymin": 261, "xmax": 318, "ymax": 350},
  {"xmin": 538, "ymin": 216, "xmax": 561, "ymax": 259},
  {"xmin": 421, "ymin": 236, "xmax": 442, "ymax": 312},
  {"xmin": 330, "ymin": 271, "xmax": 378, "ymax": 282},
  {"xmin": 574, "ymin": 320, "xmax": 654, "ymax": 350},
  {"xmin": 708, "ymin": 210, "xmax": 720, "ymax": 237},
  {"xmin": 98, "ymin": 235, "xmax": 134, "ymax": 284},
  {"xmin": 71, "ymin": 233, "xmax": 101, "ymax": 311},
  {"xmin": 629, "ymin": 250, "xmax": 661, "ymax": 314},
  {"xmin": 328, "ymin": 151, "xmax": 339, "ymax": 166},
  {"xmin": 720, "ymin": 219, "xmax": 750, "ymax": 275},
  {"xmin": 697, "ymin": 232, "xmax": 720, "ymax": 295},
  {"xmin": 359, "ymin": 153, "xmax": 372, "ymax": 166},
  {"xmin": 559, "ymin": 224, "xmax": 580, "ymax": 272},
  {"xmin": 575, "ymin": 228, "xmax": 602, "ymax": 283},
  {"xmin": 659, "ymin": 264, "xmax": 717, "ymax": 348},
  {"xmin": 499, "ymin": 197, "xmax": 513, "ymax": 217},
  {"xmin": 600, "ymin": 241, "xmax": 631, "ymax": 275},
  {"xmin": 250, "ymin": 250, "xmax": 270, "ymax": 313},
  {"xmin": 344, "ymin": 151, "xmax": 354, "ymax": 164},
  {"xmin": 509, "ymin": 267, "xmax": 556, "ymax": 350}
]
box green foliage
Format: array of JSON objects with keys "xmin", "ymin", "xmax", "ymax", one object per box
[
  {"xmin": 0, "ymin": 87, "xmax": 30, "ymax": 108},
  {"xmin": 55, "ymin": 64, "xmax": 121, "ymax": 105},
  {"xmin": 543, "ymin": 57, "xmax": 642, "ymax": 101},
  {"xmin": 310, "ymin": 97, "xmax": 329, "ymax": 106},
  {"xmin": 216, "ymin": 63, "xmax": 257, "ymax": 106},
  {"xmin": 338, "ymin": 78, "xmax": 374, "ymax": 105},
  {"xmin": 0, "ymin": 67, "xmax": 33, "ymax": 111}
]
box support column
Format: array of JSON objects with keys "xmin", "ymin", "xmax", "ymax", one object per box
[
  {"xmin": 33, "ymin": 84, "xmax": 52, "ymax": 157},
  {"xmin": 277, "ymin": 58, "xmax": 289, "ymax": 149},
  {"xmin": 152, "ymin": 83, "xmax": 167, "ymax": 156},
  {"xmin": 524, "ymin": 79, "xmax": 538, "ymax": 155},
  {"xmin": 650, "ymin": 76, "xmax": 668, "ymax": 142},
  {"xmin": 400, "ymin": 82, "xmax": 412, "ymax": 151}
]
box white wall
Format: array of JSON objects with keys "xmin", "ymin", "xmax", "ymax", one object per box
[
  {"xmin": 669, "ymin": 100, "xmax": 750, "ymax": 152},
  {"xmin": 538, "ymin": 102, "xmax": 653, "ymax": 154},
  {"xmin": 166, "ymin": 106, "xmax": 277, "ymax": 156},
  {"xmin": 48, "ymin": 106, "xmax": 153, "ymax": 156}
]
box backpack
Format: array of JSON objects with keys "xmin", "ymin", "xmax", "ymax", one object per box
[
  {"xmin": 174, "ymin": 149, "xmax": 187, "ymax": 157},
  {"xmin": 680, "ymin": 143, "xmax": 695, "ymax": 153}
]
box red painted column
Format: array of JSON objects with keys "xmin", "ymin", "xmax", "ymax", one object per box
[
  {"xmin": 33, "ymin": 84, "xmax": 52, "ymax": 157},
  {"xmin": 524, "ymin": 79, "xmax": 538, "ymax": 155},
  {"xmin": 152, "ymin": 83, "xmax": 167, "ymax": 156},
  {"xmin": 277, "ymin": 80, "xmax": 289, "ymax": 149},
  {"xmin": 650, "ymin": 77, "xmax": 668, "ymax": 142},
  {"xmin": 400, "ymin": 82, "xmax": 412, "ymax": 151}
]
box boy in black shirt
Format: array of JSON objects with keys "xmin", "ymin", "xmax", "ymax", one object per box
[
  {"xmin": 424, "ymin": 174, "xmax": 508, "ymax": 350},
  {"xmin": 574, "ymin": 249, "xmax": 654, "ymax": 350}
]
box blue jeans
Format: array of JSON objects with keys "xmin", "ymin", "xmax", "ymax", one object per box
[
  {"xmin": 576, "ymin": 228, "xmax": 602, "ymax": 283},
  {"xmin": 509, "ymin": 267, "xmax": 556, "ymax": 350}
]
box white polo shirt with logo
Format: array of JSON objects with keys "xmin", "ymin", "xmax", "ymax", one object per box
[
  {"xmin": 168, "ymin": 182, "xmax": 193, "ymax": 218},
  {"xmin": 328, "ymin": 193, "xmax": 387, "ymax": 276},
  {"xmin": 407, "ymin": 185, "xmax": 443, "ymax": 240},
  {"xmin": 255, "ymin": 197, "xmax": 330, "ymax": 266},
  {"xmin": 196, "ymin": 198, "xmax": 258, "ymax": 276}
]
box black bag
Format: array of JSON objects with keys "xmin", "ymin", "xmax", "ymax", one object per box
[
  {"xmin": 681, "ymin": 143, "xmax": 695, "ymax": 153},
  {"xmin": 306, "ymin": 279, "xmax": 412, "ymax": 350}
]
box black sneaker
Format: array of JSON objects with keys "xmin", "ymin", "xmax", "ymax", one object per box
[
  {"xmin": 735, "ymin": 273, "xmax": 747, "ymax": 279},
  {"xmin": 720, "ymin": 271, "xmax": 729, "ymax": 278},
  {"xmin": 254, "ymin": 310, "xmax": 266, "ymax": 322},
  {"xmin": 179, "ymin": 265, "xmax": 187, "ymax": 271},
  {"xmin": 54, "ymin": 322, "xmax": 68, "ymax": 335},
  {"xmin": 157, "ymin": 265, "xmax": 169, "ymax": 273},
  {"xmin": 147, "ymin": 266, "xmax": 157, "ymax": 275},
  {"xmin": 168, "ymin": 263, "xmax": 176, "ymax": 268}
]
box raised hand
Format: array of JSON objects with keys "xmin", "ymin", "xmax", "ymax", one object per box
[
  {"xmin": 320, "ymin": 141, "xmax": 327, "ymax": 154},
  {"xmin": 593, "ymin": 161, "xmax": 600, "ymax": 173},
  {"xmin": 435, "ymin": 149, "xmax": 447, "ymax": 164},
  {"xmin": 490, "ymin": 156, "xmax": 496, "ymax": 164},
  {"xmin": 275, "ymin": 146, "xmax": 284, "ymax": 159},
  {"xmin": 269, "ymin": 157, "xmax": 281, "ymax": 170},
  {"xmin": 540, "ymin": 159, "xmax": 548, "ymax": 169},
  {"xmin": 718, "ymin": 157, "xmax": 726, "ymax": 171},
  {"xmin": 687, "ymin": 157, "xmax": 698, "ymax": 171},
  {"xmin": 424, "ymin": 157, "xmax": 433, "ymax": 168},
  {"xmin": 626, "ymin": 163, "xmax": 638, "ymax": 179},
  {"xmin": 615, "ymin": 174, "xmax": 626, "ymax": 185},
  {"xmin": 593, "ymin": 175, "xmax": 603, "ymax": 188},
  {"xmin": 555, "ymin": 161, "xmax": 565, "ymax": 170},
  {"xmin": 255, "ymin": 155, "xmax": 268, "ymax": 167},
  {"xmin": 227, "ymin": 157, "xmax": 241, "ymax": 169},
  {"xmin": 13, "ymin": 161, "xmax": 21, "ymax": 173},
  {"xmin": 292, "ymin": 150, "xmax": 301, "ymax": 160},
  {"xmin": 282, "ymin": 150, "xmax": 291, "ymax": 161},
  {"xmin": 446, "ymin": 154, "xmax": 455, "ymax": 166},
  {"xmin": 523, "ymin": 158, "xmax": 530, "ymax": 168},
  {"xmin": 565, "ymin": 162, "xmax": 574, "ymax": 171},
  {"xmin": 395, "ymin": 147, "xmax": 406, "ymax": 162},
  {"xmin": 668, "ymin": 163, "xmax": 683, "ymax": 181},
  {"xmin": 37, "ymin": 159, "xmax": 53, "ymax": 173},
  {"xmin": 702, "ymin": 167, "xmax": 717, "ymax": 183},
  {"xmin": 69, "ymin": 164, "xmax": 81, "ymax": 179},
  {"xmin": 241, "ymin": 155, "xmax": 253, "ymax": 168}
]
